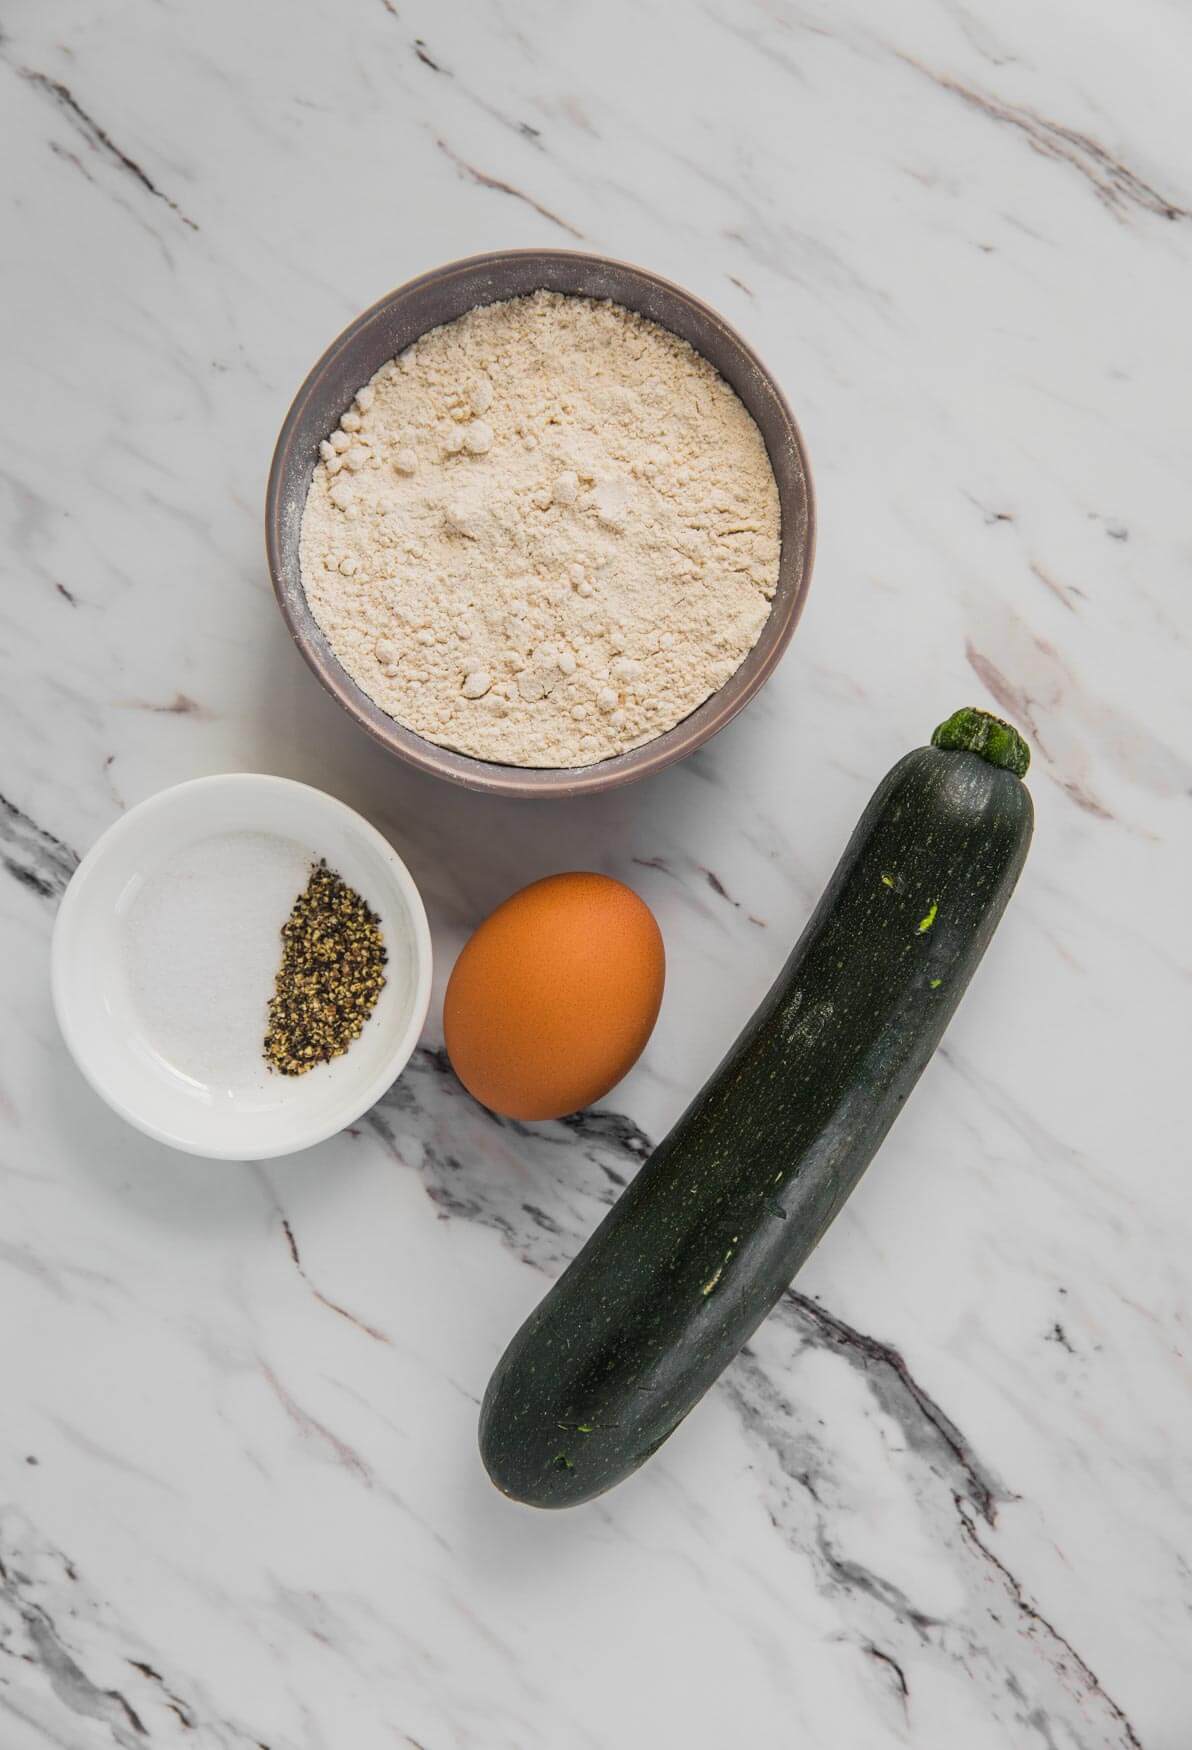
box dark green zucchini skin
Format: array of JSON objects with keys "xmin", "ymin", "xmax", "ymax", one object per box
[{"xmin": 480, "ymin": 734, "xmax": 1033, "ymax": 1507}]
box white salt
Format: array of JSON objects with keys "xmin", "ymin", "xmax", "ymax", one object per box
[{"xmin": 123, "ymin": 832, "xmax": 313, "ymax": 1089}]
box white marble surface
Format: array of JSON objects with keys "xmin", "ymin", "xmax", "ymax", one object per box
[{"xmin": 2, "ymin": 1, "xmax": 1189, "ymax": 1744}]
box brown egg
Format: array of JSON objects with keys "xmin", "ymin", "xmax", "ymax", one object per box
[{"xmin": 444, "ymin": 872, "xmax": 665, "ymax": 1121}]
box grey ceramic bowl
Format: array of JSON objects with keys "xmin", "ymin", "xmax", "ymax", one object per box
[{"xmin": 266, "ymin": 250, "xmax": 815, "ymax": 798}]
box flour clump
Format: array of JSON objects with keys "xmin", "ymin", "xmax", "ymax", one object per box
[{"xmin": 299, "ymin": 291, "xmax": 781, "ymax": 767}]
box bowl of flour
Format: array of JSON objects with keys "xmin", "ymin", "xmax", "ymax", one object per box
[{"xmin": 267, "ymin": 251, "xmax": 815, "ymax": 797}]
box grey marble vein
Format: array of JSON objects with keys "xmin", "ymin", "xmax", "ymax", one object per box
[
  {"xmin": 13, "ymin": 67, "xmax": 200, "ymax": 231},
  {"xmin": 0, "ymin": 794, "xmax": 78, "ymax": 901},
  {"xmin": 435, "ymin": 136, "xmax": 585, "ymax": 239},
  {"xmin": 903, "ymin": 57, "xmax": 1190, "ymax": 224}
]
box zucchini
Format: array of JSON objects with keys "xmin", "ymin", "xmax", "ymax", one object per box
[{"xmin": 480, "ymin": 708, "xmax": 1034, "ymax": 1507}]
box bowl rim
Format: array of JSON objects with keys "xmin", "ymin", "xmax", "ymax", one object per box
[
  {"xmin": 50, "ymin": 772, "xmax": 433, "ymax": 1160},
  {"xmin": 266, "ymin": 247, "xmax": 817, "ymax": 799}
]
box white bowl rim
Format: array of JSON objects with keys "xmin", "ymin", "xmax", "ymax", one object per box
[{"xmin": 50, "ymin": 773, "xmax": 433, "ymax": 1160}]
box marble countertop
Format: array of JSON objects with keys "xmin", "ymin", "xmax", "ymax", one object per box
[{"xmin": 2, "ymin": 2, "xmax": 1189, "ymax": 1745}]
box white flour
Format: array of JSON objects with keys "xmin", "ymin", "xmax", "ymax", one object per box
[{"xmin": 299, "ymin": 291, "xmax": 780, "ymax": 767}]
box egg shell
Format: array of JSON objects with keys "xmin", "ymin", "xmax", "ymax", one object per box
[{"xmin": 444, "ymin": 872, "xmax": 665, "ymax": 1122}]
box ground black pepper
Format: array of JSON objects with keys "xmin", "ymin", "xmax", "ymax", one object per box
[{"xmin": 264, "ymin": 861, "xmax": 387, "ymax": 1075}]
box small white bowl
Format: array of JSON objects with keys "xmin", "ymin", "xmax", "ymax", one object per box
[{"xmin": 51, "ymin": 774, "xmax": 432, "ymax": 1159}]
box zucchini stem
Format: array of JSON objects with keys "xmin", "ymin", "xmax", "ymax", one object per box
[{"xmin": 932, "ymin": 707, "xmax": 1030, "ymax": 777}]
